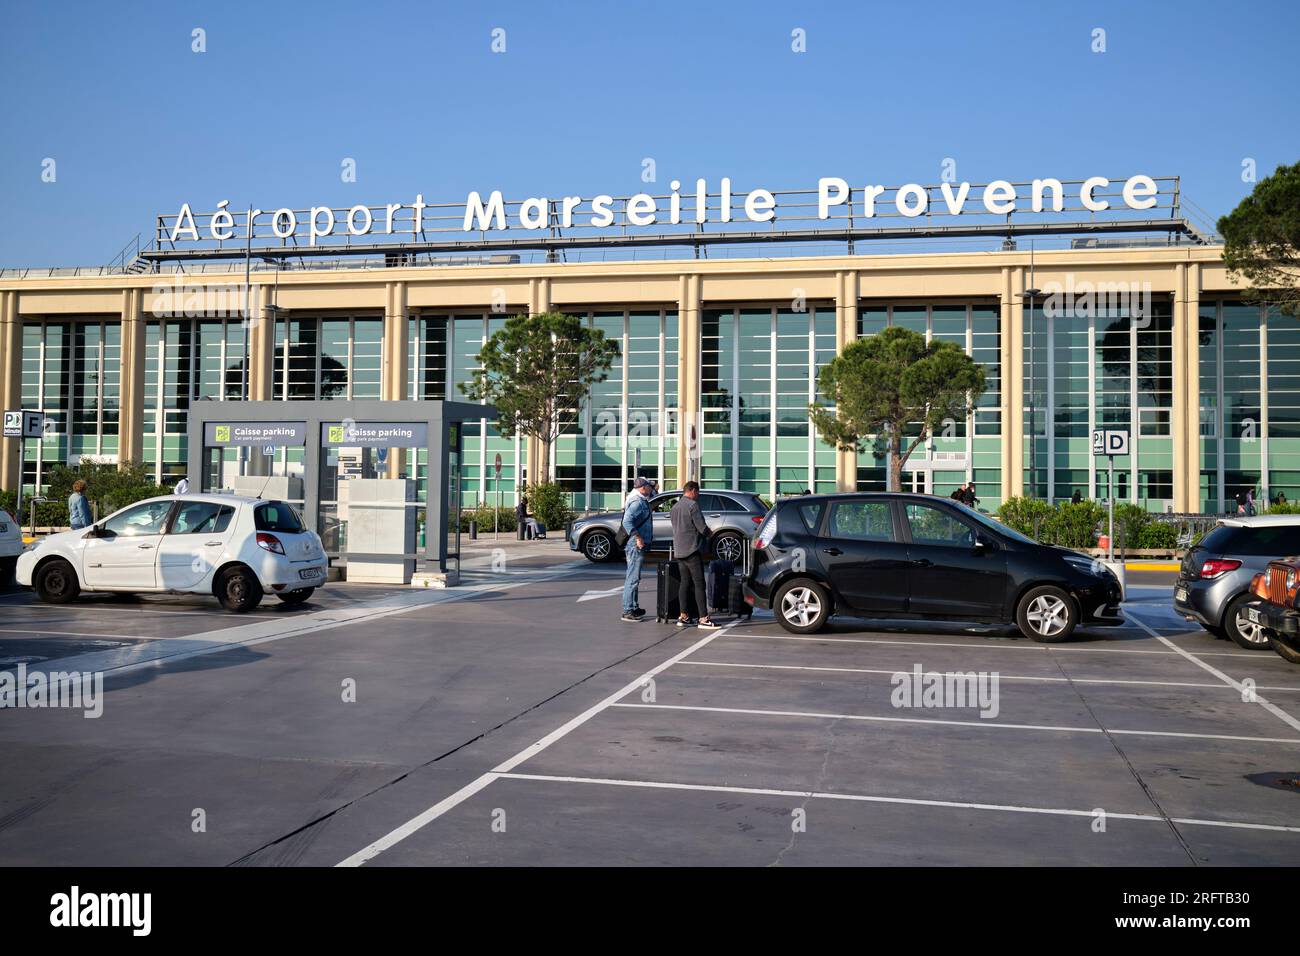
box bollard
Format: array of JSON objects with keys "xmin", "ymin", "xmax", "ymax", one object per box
[{"xmin": 469, "ymin": 520, "xmax": 477, "ymax": 540}]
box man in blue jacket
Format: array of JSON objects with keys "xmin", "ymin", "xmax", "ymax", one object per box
[
  {"xmin": 621, "ymin": 477, "xmax": 654, "ymax": 622},
  {"xmin": 68, "ymin": 480, "xmax": 92, "ymax": 530}
]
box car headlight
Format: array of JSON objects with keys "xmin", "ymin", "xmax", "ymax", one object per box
[
  {"xmin": 1065, "ymin": 554, "xmax": 1108, "ymax": 578},
  {"xmin": 1288, "ymin": 569, "xmax": 1297, "ymax": 590}
]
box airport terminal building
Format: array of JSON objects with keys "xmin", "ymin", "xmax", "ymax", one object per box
[{"xmin": 0, "ymin": 176, "xmax": 1284, "ymax": 517}]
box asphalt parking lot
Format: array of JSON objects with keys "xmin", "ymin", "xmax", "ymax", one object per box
[{"xmin": 1, "ymin": 548, "xmax": 1298, "ymax": 866}]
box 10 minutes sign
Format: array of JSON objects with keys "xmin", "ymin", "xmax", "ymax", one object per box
[
  {"xmin": 1091, "ymin": 429, "xmax": 1130, "ymax": 457},
  {"xmin": 3, "ymin": 410, "xmax": 45, "ymax": 439}
]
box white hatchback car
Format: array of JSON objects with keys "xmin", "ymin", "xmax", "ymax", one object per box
[
  {"xmin": 0, "ymin": 506, "xmax": 23, "ymax": 587},
  {"xmin": 16, "ymin": 494, "xmax": 327, "ymax": 612}
]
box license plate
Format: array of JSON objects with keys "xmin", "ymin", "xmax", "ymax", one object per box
[
  {"xmin": 1174, "ymin": 587, "xmax": 1188, "ymax": 603},
  {"xmin": 300, "ymin": 567, "xmax": 324, "ymax": 580},
  {"xmin": 1246, "ymin": 607, "xmax": 1261, "ymax": 624}
]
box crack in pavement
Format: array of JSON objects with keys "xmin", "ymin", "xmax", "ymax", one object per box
[{"xmin": 225, "ymin": 629, "xmax": 682, "ymax": 867}]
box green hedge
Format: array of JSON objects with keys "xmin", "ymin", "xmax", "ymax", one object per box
[{"xmin": 996, "ymin": 496, "xmax": 1181, "ymax": 551}]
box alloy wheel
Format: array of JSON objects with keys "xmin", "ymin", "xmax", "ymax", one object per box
[
  {"xmin": 1234, "ymin": 608, "xmax": 1270, "ymax": 645},
  {"xmin": 714, "ymin": 534, "xmax": 743, "ymax": 563},
  {"xmin": 1026, "ymin": 595, "xmax": 1068, "ymax": 637},
  {"xmin": 781, "ymin": 586, "xmax": 822, "ymax": 628},
  {"xmin": 586, "ymin": 533, "xmax": 611, "ymax": 560}
]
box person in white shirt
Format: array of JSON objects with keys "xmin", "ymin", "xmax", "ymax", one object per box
[
  {"xmin": 175, "ymin": 476, "xmax": 190, "ymax": 495},
  {"xmin": 624, "ymin": 478, "xmax": 657, "ymax": 509}
]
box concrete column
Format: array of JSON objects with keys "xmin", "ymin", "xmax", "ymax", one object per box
[
  {"xmin": 0, "ymin": 291, "xmax": 21, "ymax": 491},
  {"xmin": 247, "ymin": 285, "xmax": 274, "ymax": 402},
  {"xmin": 1003, "ymin": 266, "xmax": 1026, "ymax": 499},
  {"xmin": 382, "ymin": 281, "xmax": 409, "ymax": 478},
  {"xmin": 834, "ymin": 270, "xmax": 859, "ymax": 491},
  {"xmin": 524, "ymin": 278, "xmax": 550, "ymax": 484},
  {"xmin": 118, "ymin": 288, "xmax": 147, "ymax": 467},
  {"xmin": 1172, "ymin": 265, "xmax": 1189, "ymax": 512},
  {"xmin": 675, "ymin": 272, "xmax": 700, "ymax": 485},
  {"xmin": 1185, "ymin": 262, "xmax": 1201, "ymax": 512}
]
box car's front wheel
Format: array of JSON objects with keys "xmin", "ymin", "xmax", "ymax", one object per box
[
  {"xmin": 774, "ymin": 579, "xmax": 830, "ymax": 634},
  {"xmin": 276, "ymin": 588, "xmax": 315, "ymax": 606},
  {"xmin": 582, "ymin": 530, "xmax": 616, "ymax": 563},
  {"xmin": 1016, "ymin": 585, "xmax": 1078, "ymax": 642},
  {"xmin": 217, "ymin": 567, "xmax": 262, "ymax": 613},
  {"xmin": 34, "ymin": 559, "xmax": 80, "ymax": 604},
  {"xmin": 711, "ymin": 531, "xmax": 744, "ymax": 564},
  {"xmin": 1223, "ymin": 593, "xmax": 1273, "ymax": 650}
]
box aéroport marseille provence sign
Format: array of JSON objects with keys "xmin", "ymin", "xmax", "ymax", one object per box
[{"xmin": 165, "ymin": 174, "xmax": 1164, "ymax": 247}]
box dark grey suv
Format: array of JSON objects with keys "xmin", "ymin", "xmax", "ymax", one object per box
[
  {"xmin": 1174, "ymin": 517, "xmax": 1300, "ymax": 650},
  {"xmin": 567, "ymin": 489, "xmax": 768, "ymax": 563}
]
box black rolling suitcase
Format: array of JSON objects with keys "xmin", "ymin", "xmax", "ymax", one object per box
[
  {"xmin": 656, "ymin": 558, "xmax": 683, "ymax": 622},
  {"xmin": 706, "ymin": 559, "xmax": 734, "ymax": 612}
]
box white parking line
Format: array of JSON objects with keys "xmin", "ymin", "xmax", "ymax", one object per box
[
  {"xmin": 728, "ymin": 631, "xmax": 1269, "ymax": 658},
  {"xmin": 611, "ymin": 702, "xmax": 1300, "ymax": 744},
  {"xmin": 0, "ymin": 627, "xmax": 138, "ymax": 640},
  {"xmin": 1126, "ymin": 610, "xmax": 1300, "ymax": 735},
  {"xmin": 677, "ymin": 659, "xmax": 1300, "ymax": 692},
  {"xmin": 494, "ymin": 771, "xmax": 1300, "ymax": 834},
  {"xmin": 335, "ymin": 623, "xmax": 738, "ymax": 867}
]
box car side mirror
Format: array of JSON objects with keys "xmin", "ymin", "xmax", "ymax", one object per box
[{"xmin": 974, "ymin": 535, "xmax": 996, "ymax": 553}]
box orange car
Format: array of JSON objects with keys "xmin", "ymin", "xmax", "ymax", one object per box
[{"xmin": 1243, "ymin": 560, "xmax": 1300, "ymax": 664}]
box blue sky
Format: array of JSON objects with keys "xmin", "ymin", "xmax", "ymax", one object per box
[{"xmin": 1, "ymin": 0, "xmax": 1297, "ymax": 267}]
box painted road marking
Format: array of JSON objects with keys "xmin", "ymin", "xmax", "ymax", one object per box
[
  {"xmin": 727, "ymin": 632, "xmax": 1274, "ymax": 659},
  {"xmin": 336, "ymin": 622, "xmax": 738, "ymax": 866},
  {"xmin": 612, "ymin": 702, "xmax": 1300, "ymax": 744},
  {"xmin": 1126, "ymin": 609, "xmax": 1300, "ymax": 735},
  {"xmin": 677, "ymin": 659, "xmax": 1300, "ymax": 692},
  {"xmin": 495, "ymin": 772, "xmax": 1300, "ymax": 834}
]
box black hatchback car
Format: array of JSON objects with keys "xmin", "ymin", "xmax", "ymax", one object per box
[{"xmin": 743, "ymin": 493, "xmax": 1123, "ymax": 640}]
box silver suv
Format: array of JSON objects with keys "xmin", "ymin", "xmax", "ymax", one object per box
[
  {"xmin": 1175, "ymin": 516, "xmax": 1300, "ymax": 649},
  {"xmin": 567, "ymin": 489, "xmax": 769, "ymax": 563}
]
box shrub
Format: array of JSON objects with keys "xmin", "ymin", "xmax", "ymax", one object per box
[
  {"xmin": 1137, "ymin": 521, "xmax": 1180, "ymax": 549},
  {"xmin": 525, "ymin": 481, "xmax": 574, "ymax": 533},
  {"xmin": 1263, "ymin": 501, "xmax": 1300, "ymax": 515},
  {"xmin": 459, "ymin": 505, "xmax": 517, "ymax": 534},
  {"xmin": 996, "ymin": 496, "xmax": 1055, "ymax": 541},
  {"xmin": 1110, "ymin": 503, "xmax": 1151, "ymax": 552},
  {"xmin": 1046, "ymin": 501, "xmax": 1107, "ymax": 549}
]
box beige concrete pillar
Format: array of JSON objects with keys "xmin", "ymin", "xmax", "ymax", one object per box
[
  {"xmin": 382, "ymin": 281, "xmax": 409, "ymax": 478},
  {"xmin": 1172, "ymin": 265, "xmax": 1189, "ymax": 512},
  {"xmin": 118, "ymin": 288, "xmax": 147, "ymax": 467},
  {"xmin": 0, "ymin": 291, "xmax": 21, "ymax": 491},
  {"xmin": 1003, "ymin": 266, "xmax": 1026, "ymax": 498},
  {"xmin": 675, "ymin": 272, "xmax": 701, "ymax": 486},
  {"xmin": 524, "ymin": 278, "xmax": 551, "ymax": 484},
  {"xmin": 247, "ymin": 284, "xmax": 274, "ymax": 402},
  {"xmin": 1184, "ymin": 262, "xmax": 1201, "ymax": 511},
  {"xmin": 834, "ymin": 270, "xmax": 859, "ymax": 491}
]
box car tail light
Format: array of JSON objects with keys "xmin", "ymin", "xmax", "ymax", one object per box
[
  {"xmin": 256, "ymin": 532, "xmax": 285, "ymax": 555},
  {"xmin": 755, "ymin": 515, "xmax": 778, "ymax": 550},
  {"xmin": 751, "ymin": 515, "xmax": 764, "ymax": 525},
  {"xmin": 1199, "ymin": 558, "xmax": 1241, "ymax": 579}
]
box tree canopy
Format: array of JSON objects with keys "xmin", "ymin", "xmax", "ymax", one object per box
[
  {"xmin": 1220, "ymin": 161, "xmax": 1300, "ymax": 317},
  {"xmin": 810, "ymin": 326, "xmax": 986, "ymax": 490},
  {"xmin": 459, "ymin": 311, "xmax": 620, "ymax": 483}
]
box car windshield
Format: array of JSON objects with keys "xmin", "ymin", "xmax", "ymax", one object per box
[
  {"xmin": 953, "ymin": 502, "xmax": 1038, "ymax": 545},
  {"xmin": 254, "ymin": 502, "xmax": 304, "ymax": 533}
]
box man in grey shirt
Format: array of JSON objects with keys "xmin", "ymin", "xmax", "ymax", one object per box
[{"xmin": 669, "ymin": 481, "xmax": 720, "ymax": 629}]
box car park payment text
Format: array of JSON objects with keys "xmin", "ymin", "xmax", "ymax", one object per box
[{"xmin": 167, "ymin": 175, "xmax": 1161, "ymax": 246}]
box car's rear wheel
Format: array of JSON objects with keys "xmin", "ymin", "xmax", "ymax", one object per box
[
  {"xmin": 276, "ymin": 587, "xmax": 315, "ymax": 606},
  {"xmin": 1016, "ymin": 585, "xmax": 1077, "ymax": 642},
  {"xmin": 1268, "ymin": 633, "xmax": 1300, "ymax": 665},
  {"xmin": 217, "ymin": 567, "xmax": 262, "ymax": 613},
  {"xmin": 774, "ymin": 579, "xmax": 830, "ymax": 634},
  {"xmin": 34, "ymin": 559, "xmax": 80, "ymax": 604},
  {"xmin": 1223, "ymin": 593, "xmax": 1273, "ymax": 650},
  {"xmin": 582, "ymin": 530, "xmax": 616, "ymax": 563},
  {"xmin": 711, "ymin": 531, "xmax": 744, "ymax": 564}
]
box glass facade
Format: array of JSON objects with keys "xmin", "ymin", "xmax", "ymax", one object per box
[
  {"xmin": 9, "ymin": 289, "xmax": 1286, "ymax": 518},
  {"xmin": 19, "ymin": 318, "xmax": 121, "ymax": 495},
  {"xmin": 701, "ymin": 304, "xmax": 836, "ymax": 500},
  {"xmin": 1198, "ymin": 301, "xmax": 1300, "ymax": 511},
  {"xmin": 1023, "ymin": 295, "xmax": 1174, "ymax": 508},
  {"xmin": 854, "ymin": 302, "xmax": 1003, "ymax": 507}
]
